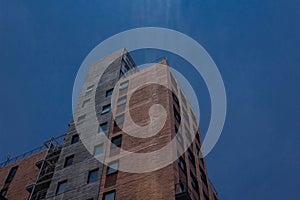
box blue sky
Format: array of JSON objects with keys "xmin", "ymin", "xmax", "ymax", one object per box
[{"xmin": 1, "ymin": 0, "xmax": 300, "ymax": 199}]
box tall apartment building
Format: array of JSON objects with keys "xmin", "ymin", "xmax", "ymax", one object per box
[{"xmin": 0, "ymin": 49, "xmax": 219, "ymax": 200}]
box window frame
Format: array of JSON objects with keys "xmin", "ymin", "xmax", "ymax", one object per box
[
  {"xmin": 101, "ymin": 104, "xmax": 111, "ymax": 114},
  {"xmin": 103, "ymin": 190, "xmax": 116, "ymax": 200},
  {"xmin": 56, "ymin": 180, "xmax": 67, "ymax": 195},
  {"xmin": 64, "ymin": 155, "xmax": 74, "ymax": 168},
  {"xmin": 71, "ymin": 134, "xmax": 79, "ymax": 144},
  {"xmin": 106, "ymin": 160, "xmax": 119, "ymax": 175},
  {"xmin": 87, "ymin": 168, "xmax": 99, "ymax": 184},
  {"xmin": 5, "ymin": 166, "xmax": 18, "ymax": 183}
]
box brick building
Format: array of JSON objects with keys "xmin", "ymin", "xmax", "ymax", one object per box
[{"xmin": 0, "ymin": 49, "xmax": 219, "ymax": 200}]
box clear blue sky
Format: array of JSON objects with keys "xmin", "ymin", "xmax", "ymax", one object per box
[{"xmin": 0, "ymin": 0, "xmax": 299, "ymax": 199}]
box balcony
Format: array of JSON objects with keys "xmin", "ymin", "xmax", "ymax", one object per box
[{"xmin": 175, "ymin": 182, "xmax": 195, "ymax": 200}]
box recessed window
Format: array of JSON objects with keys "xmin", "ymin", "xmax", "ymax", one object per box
[
  {"xmin": 187, "ymin": 149, "xmax": 195, "ymax": 166},
  {"xmin": 82, "ymin": 99, "xmax": 91, "ymax": 108},
  {"xmin": 106, "ymin": 160, "xmax": 119, "ymax": 175},
  {"xmin": 94, "ymin": 144, "xmax": 104, "ymax": 155},
  {"xmin": 103, "ymin": 190, "xmax": 115, "ymax": 200},
  {"xmin": 86, "ymin": 85, "xmax": 94, "ymax": 95},
  {"xmin": 99, "ymin": 122, "xmax": 108, "ymax": 132},
  {"xmin": 117, "ymin": 96, "xmax": 127, "ymax": 106},
  {"xmin": 101, "ymin": 104, "xmax": 111, "ymax": 114},
  {"xmin": 5, "ymin": 166, "xmax": 18, "ymax": 183},
  {"xmin": 200, "ymin": 168, "xmax": 207, "ymax": 183},
  {"xmin": 196, "ymin": 145, "xmax": 200, "ymax": 156},
  {"xmin": 111, "ymin": 135, "xmax": 122, "ymax": 148},
  {"xmin": 172, "ymin": 92, "xmax": 179, "ymax": 107},
  {"xmin": 173, "ymin": 106, "xmax": 181, "ymax": 123},
  {"xmin": 119, "ymin": 81, "xmax": 129, "ymax": 90},
  {"xmin": 179, "ymin": 182, "xmax": 186, "ymax": 193},
  {"xmin": 177, "ymin": 157, "xmax": 186, "ymax": 172},
  {"xmin": 87, "ymin": 169, "xmax": 99, "ymax": 184},
  {"xmin": 64, "ymin": 155, "xmax": 74, "ymax": 168},
  {"xmin": 56, "ymin": 180, "xmax": 67, "ymax": 195},
  {"xmin": 204, "ymin": 193, "xmax": 209, "ymax": 200},
  {"xmin": 106, "ymin": 89, "xmax": 113, "ymax": 97},
  {"xmin": 0, "ymin": 188, "xmax": 8, "ymax": 197},
  {"xmin": 114, "ymin": 114, "xmax": 124, "ymax": 127},
  {"xmin": 71, "ymin": 134, "xmax": 79, "ymax": 144},
  {"xmin": 77, "ymin": 115, "xmax": 86, "ymax": 124},
  {"xmin": 190, "ymin": 173, "xmax": 198, "ymax": 190}
]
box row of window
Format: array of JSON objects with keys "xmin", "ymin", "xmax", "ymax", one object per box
[{"xmin": 56, "ymin": 167, "xmax": 99, "ymax": 195}]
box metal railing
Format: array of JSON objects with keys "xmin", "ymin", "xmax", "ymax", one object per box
[
  {"xmin": 0, "ymin": 133, "xmax": 67, "ymax": 169},
  {"xmin": 0, "ymin": 145, "xmax": 47, "ymax": 168}
]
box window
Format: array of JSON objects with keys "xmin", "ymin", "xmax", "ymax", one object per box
[
  {"xmin": 101, "ymin": 104, "xmax": 111, "ymax": 114},
  {"xmin": 56, "ymin": 180, "xmax": 67, "ymax": 195},
  {"xmin": 196, "ymin": 145, "xmax": 200, "ymax": 156},
  {"xmin": 204, "ymin": 193, "xmax": 209, "ymax": 200},
  {"xmin": 106, "ymin": 160, "xmax": 119, "ymax": 175},
  {"xmin": 99, "ymin": 122, "xmax": 108, "ymax": 132},
  {"xmin": 71, "ymin": 134, "xmax": 79, "ymax": 144},
  {"xmin": 106, "ymin": 89, "xmax": 113, "ymax": 97},
  {"xmin": 5, "ymin": 166, "xmax": 18, "ymax": 183},
  {"xmin": 94, "ymin": 144, "xmax": 104, "ymax": 155},
  {"xmin": 179, "ymin": 182, "xmax": 186, "ymax": 193},
  {"xmin": 114, "ymin": 114, "xmax": 124, "ymax": 127},
  {"xmin": 82, "ymin": 99, "xmax": 91, "ymax": 108},
  {"xmin": 119, "ymin": 81, "xmax": 129, "ymax": 90},
  {"xmin": 200, "ymin": 168, "xmax": 207, "ymax": 182},
  {"xmin": 111, "ymin": 135, "xmax": 122, "ymax": 148},
  {"xmin": 117, "ymin": 96, "xmax": 127, "ymax": 106},
  {"xmin": 103, "ymin": 190, "xmax": 115, "ymax": 200},
  {"xmin": 64, "ymin": 155, "xmax": 74, "ymax": 168},
  {"xmin": 172, "ymin": 92, "xmax": 179, "ymax": 107},
  {"xmin": 190, "ymin": 173, "xmax": 198, "ymax": 190},
  {"xmin": 87, "ymin": 169, "xmax": 99, "ymax": 184},
  {"xmin": 86, "ymin": 85, "xmax": 94, "ymax": 95},
  {"xmin": 77, "ymin": 114, "xmax": 86, "ymax": 124},
  {"xmin": 177, "ymin": 157, "xmax": 186, "ymax": 172},
  {"xmin": 187, "ymin": 149, "xmax": 195, "ymax": 166},
  {"xmin": 173, "ymin": 106, "xmax": 181, "ymax": 123},
  {"xmin": 0, "ymin": 188, "xmax": 8, "ymax": 197}
]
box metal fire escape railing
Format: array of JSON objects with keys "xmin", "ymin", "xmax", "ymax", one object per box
[
  {"xmin": 27, "ymin": 134, "xmax": 66, "ymax": 200},
  {"xmin": 0, "ymin": 146, "xmax": 47, "ymax": 169}
]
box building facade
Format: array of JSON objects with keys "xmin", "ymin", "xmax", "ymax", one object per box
[{"xmin": 0, "ymin": 49, "xmax": 219, "ymax": 200}]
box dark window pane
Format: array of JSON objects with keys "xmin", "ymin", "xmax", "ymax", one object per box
[
  {"xmin": 5, "ymin": 166, "xmax": 18, "ymax": 183},
  {"xmin": 99, "ymin": 122, "xmax": 108, "ymax": 132},
  {"xmin": 103, "ymin": 190, "xmax": 115, "ymax": 200},
  {"xmin": 106, "ymin": 89, "xmax": 113, "ymax": 97},
  {"xmin": 173, "ymin": 106, "xmax": 181, "ymax": 123},
  {"xmin": 106, "ymin": 161, "xmax": 119, "ymax": 175},
  {"xmin": 64, "ymin": 155, "xmax": 74, "ymax": 168},
  {"xmin": 111, "ymin": 135, "xmax": 122, "ymax": 148},
  {"xmin": 71, "ymin": 134, "xmax": 79, "ymax": 144},
  {"xmin": 56, "ymin": 180, "xmax": 67, "ymax": 195},
  {"xmin": 87, "ymin": 169, "xmax": 99, "ymax": 184},
  {"xmin": 102, "ymin": 104, "xmax": 111, "ymax": 114},
  {"xmin": 187, "ymin": 149, "xmax": 195, "ymax": 166},
  {"xmin": 0, "ymin": 188, "xmax": 8, "ymax": 197},
  {"xmin": 119, "ymin": 81, "xmax": 129, "ymax": 90}
]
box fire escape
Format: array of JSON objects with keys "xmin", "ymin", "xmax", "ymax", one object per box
[{"xmin": 27, "ymin": 135, "xmax": 65, "ymax": 200}]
